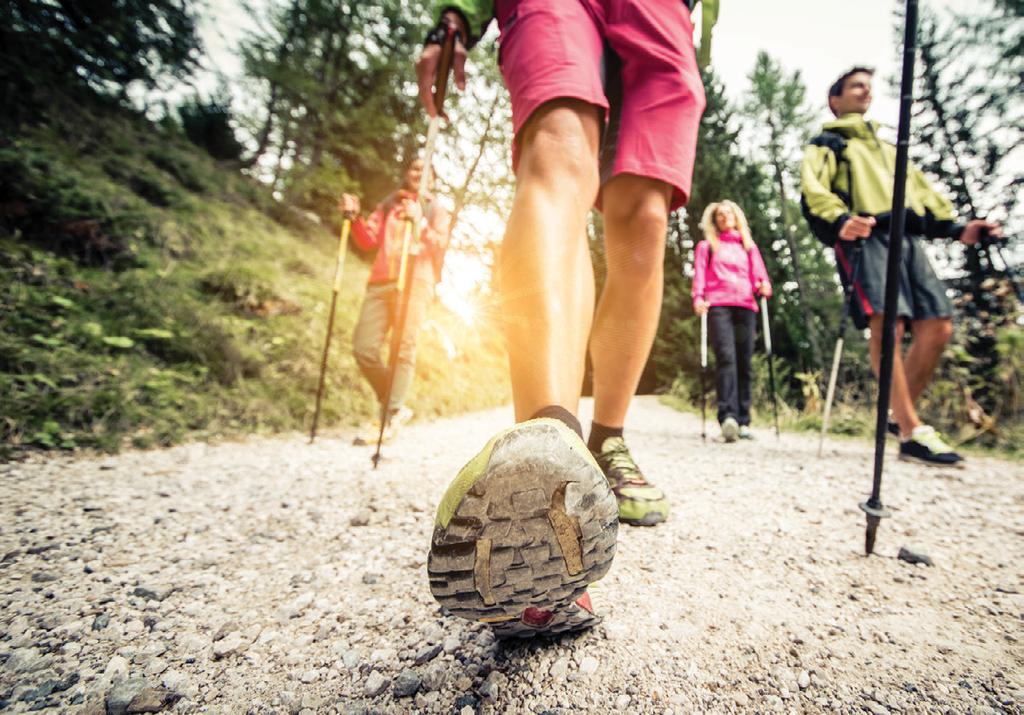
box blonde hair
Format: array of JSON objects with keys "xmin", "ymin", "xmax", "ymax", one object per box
[{"xmin": 700, "ymin": 200, "xmax": 755, "ymax": 253}]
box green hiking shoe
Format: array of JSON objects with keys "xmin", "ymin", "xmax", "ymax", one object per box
[
  {"xmin": 593, "ymin": 436, "xmax": 669, "ymax": 526},
  {"xmin": 427, "ymin": 419, "xmax": 619, "ymax": 638}
]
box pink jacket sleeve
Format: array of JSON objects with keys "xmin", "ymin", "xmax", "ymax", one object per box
[
  {"xmin": 351, "ymin": 207, "xmax": 384, "ymax": 251},
  {"xmin": 749, "ymin": 243, "xmax": 771, "ymax": 296},
  {"xmin": 692, "ymin": 240, "xmax": 709, "ymax": 308}
]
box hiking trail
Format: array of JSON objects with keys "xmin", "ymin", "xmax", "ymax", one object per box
[{"xmin": 1, "ymin": 397, "xmax": 1021, "ymax": 714}]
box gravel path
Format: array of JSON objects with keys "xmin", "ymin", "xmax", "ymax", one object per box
[{"xmin": 1, "ymin": 396, "xmax": 1022, "ymax": 714}]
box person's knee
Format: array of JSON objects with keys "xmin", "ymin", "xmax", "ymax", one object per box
[
  {"xmin": 604, "ymin": 193, "xmax": 668, "ymax": 281},
  {"xmin": 352, "ymin": 342, "xmax": 378, "ymax": 369},
  {"xmin": 518, "ymin": 104, "xmax": 600, "ymax": 195},
  {"xmin": 714, "ymin": 348, "xmax": 736, "ymax": 368},
  {"xmin": 932, "ymin": 319, "xmax": 954, "ymax": 346}
]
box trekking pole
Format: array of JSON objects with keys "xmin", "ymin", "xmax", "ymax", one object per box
[
  {"xmin": 309, "ymin": 213, "xmax": 354, "ymax": 443},
  {"xmin": 760, "ymin": 295, "xmax": 780, "ymax": 439},
  {"xmin": 818, "ymin": 240, "xmax": 865, "ymax": 457},
  {"xmin": 862, "ymin": 0, "xmax": 918, "ymax": 555},
  {"xmin": 371, "ymin": 22, "xmax": 458, "ymax": 468},
  {"xmin": 700, "ymin": 311, "xmax": 708, "ymax": 441},
  {"xmin": 981, "ymin": 231, "xmax": 1023, "ymax": 302}
]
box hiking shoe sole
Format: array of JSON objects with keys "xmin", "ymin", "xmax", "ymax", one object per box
[
  {"xmin": 427, "ymin": 419, "xmax": 619, "ymax": 638},
  {"xmin": 897, "ymin": 452, "xmax": 965, "ymax": 469},
  {"xmin": 620, "ymin": 511, "xmax": 666, "ymax": 527}
]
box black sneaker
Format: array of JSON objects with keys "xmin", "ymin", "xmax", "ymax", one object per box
[
  {"xmin": 898, "ymin": 426, "xmax": 964, "ymax": 467},
  {"xmin": 887, "ymin": 419, "xmax": 900, "ymax": 439}
]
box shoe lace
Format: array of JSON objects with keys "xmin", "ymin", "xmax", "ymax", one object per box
[
  {"xmin": 914, "ymin": 426, "xmax": 953, "ymax": 453},
  {"xmin": 601, "ymin": 439, "xmax": 647, "ymax": 486}
]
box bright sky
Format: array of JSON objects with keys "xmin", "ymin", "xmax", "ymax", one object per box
[{"xmin": 703, "ymin": 0, "xmax": 970, "ymax": 129}]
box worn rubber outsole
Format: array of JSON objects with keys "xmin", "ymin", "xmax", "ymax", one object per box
[
  {"xmin": 897, "ymin": 452, "xmax": 965, "ymax": 469},
  {"xmin": 428, "ymin": 423, "xmax": 619, "ymax": 638},
  {"xmin": 619, "ymin": 510, "xmax": 666, "ymax": 527}
]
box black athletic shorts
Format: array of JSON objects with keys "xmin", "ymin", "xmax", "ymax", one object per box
[{"xmin": 835, "ymin": 233, "xmax": 953, "ymax": 331}]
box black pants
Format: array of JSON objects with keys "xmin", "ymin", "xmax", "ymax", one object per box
[{"xmin": 708, "ymin": 306, "xmax": 756, "ymax": 426}]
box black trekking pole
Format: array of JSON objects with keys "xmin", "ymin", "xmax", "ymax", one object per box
[
  {"xmin": 309, "ymin": 212, "xmax": 354, "ymax": 444},
  {"xmin": 700, "ymin": 311, "xmax": 708, "ymax": 441},
  {"xmin": 759, "ymin": 295, "xmax": 780, "ymax": 439},
  {"xmin": 862, "ymin": 0, "xmax": 918, "ymax": 555},
  {"xmin": 818, "ymin": 239, "xmax": 865, "ymax": 457},
  {"xmin": 981, "ymin": 231, "xmax": 1023, "ymax": 303},
  {"xmin": 371, "ymin": 22, "xmax": 458, "ymax": 468}
]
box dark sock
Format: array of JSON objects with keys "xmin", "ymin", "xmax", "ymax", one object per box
[
  {"xmin": 529, "ymin": 405, "xmax": 583, "ymax": 440},
  {"xmin": 588, "ymin": 421, "xmax": 623, "ymax": 453}
]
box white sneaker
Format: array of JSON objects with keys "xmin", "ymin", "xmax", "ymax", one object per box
[{"xmin": 722, "ymin": 417, "xmax": 739, "ymax": 443}]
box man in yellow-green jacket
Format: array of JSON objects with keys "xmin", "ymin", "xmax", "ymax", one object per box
[{"xmin": 801, "ymin": 66, "xmax": 1001, "ymax": 467}]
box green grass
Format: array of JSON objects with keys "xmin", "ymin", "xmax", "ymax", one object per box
[{"xmin": 0, "ymin": 99, "xmax": 509, "ymax": 457}]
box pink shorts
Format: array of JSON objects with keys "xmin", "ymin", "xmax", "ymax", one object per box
[{"xmin": 496, "ymin": 0, "xmax": 706, "ymax": 210}]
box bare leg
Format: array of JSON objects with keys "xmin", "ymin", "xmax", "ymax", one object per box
[
  {"xmin": 499, "ymin": 99, "xmax": 603, "ymax": 421},
  {"xmin": 588, "ymin": 175, "xmax": 672, "ymax": 428},
  {"xmin": 868, "ymin": 314, "xmax": 920, "ymax": 438},
  {"xmin": 903, "ymin": 318, "xmax": 953, "ymax": 402}
]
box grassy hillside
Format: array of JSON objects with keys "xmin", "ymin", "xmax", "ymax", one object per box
[{"xmin": 0, "ymin": 97, "xmax": 510, "ymax": 456}]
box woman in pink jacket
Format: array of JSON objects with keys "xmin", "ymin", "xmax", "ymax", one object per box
[{"xmin": 692, "ymin": 200, "xmax": 772, "ymax": 442}]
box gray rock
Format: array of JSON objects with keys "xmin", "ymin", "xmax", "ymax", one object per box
[
  {"xmin": 798, "ymin": 671, "xmax": 811, "ymax": 689},
  {"xmin": 421, "ymin": 663, "xmax": 447, "ymax": 692},
  {"xmin": 3, "ymin": 648, "xmax": 48, "ymax": 674},
  {"xmin": 341, "ymin": 650, "xmax": 360, "ymax": 669},
  {"xmin": 278, "ymin": 592, "xmax": 315, "ymax": 621},
  {"xmin": 277, "ymin": 690, "xmax": 301, "ymax": 715},
  {"xmin": 105, "ymin": 678, "xmax": 147, "ymax": 715},
  {"xmin": 132, "ymin": 585, "xmax": 175, "ymax": 602},
  {"xmin": 104, "ymin": 655, "xmax": 130, "ymax": 681},
  {"xmin": 213, "ymin": 620, "xmax": 240, "ymax": 641},
  {"xmin": 144, "ymin": 659, "xmax": 168, "ymax": 677},
  {"xmin": 31, "ymin": 571, "xmax": 59, "ymax": 583},
  {"xmin": 363, "ymin": 671, "xmax": 388, "ymax": 697},
  {"xmin": 126, "ymin": 686, "xmax": 176, "ymax": 713},
  {"xmin": 865, "ymin": 701, "xmax": 890, "ymax": 715},
  {"xmin": 160, "ymin": 670, "xmax": 191, "ymax": 696},
  {"xmin": 92, "ymin": 614, "xmax": 110, "ymax": 631},
  {"xmin": 480, "ymin": 671, "xmax": 506, "ymax": 701},
  {"xmin": 212, "ymin": 631, "xmax": 248, "ymax": 659},
  {"xmin": 443, "ymin": 635, "xmax": 460, "ymax": 654},
  {"xmin": 361, "ymin": 572, "xmax": 380, "ymax": 585},
  {"xmin": 414, "ymin": 643, "xmax": 443, "ymax": 665},
  {"xmin": 393, "ymin": 669, "xmax": 421, "ymax": 698},
  {"xmin": 17, "ymin": 673, "xmax": 80, "ymax": 703},
  {"xmin": 897, "ymin": 548, "xmax": 933, "ymax": 567},
  {"xmin": 299, "ymin": 669, "xmax": 319, "ymax": 684}
]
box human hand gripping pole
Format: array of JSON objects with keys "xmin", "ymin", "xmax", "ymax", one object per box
[
  {"xmin": 309, "ymin": 212, "xmax": 355, "ymax": 444},
  {"xmin": 862, "ymin": 0, "xmax": 918, "ymax": 555},
  {"xmin": 371, "ymin": 23, "xmax": 459, "ymax": 469}
]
